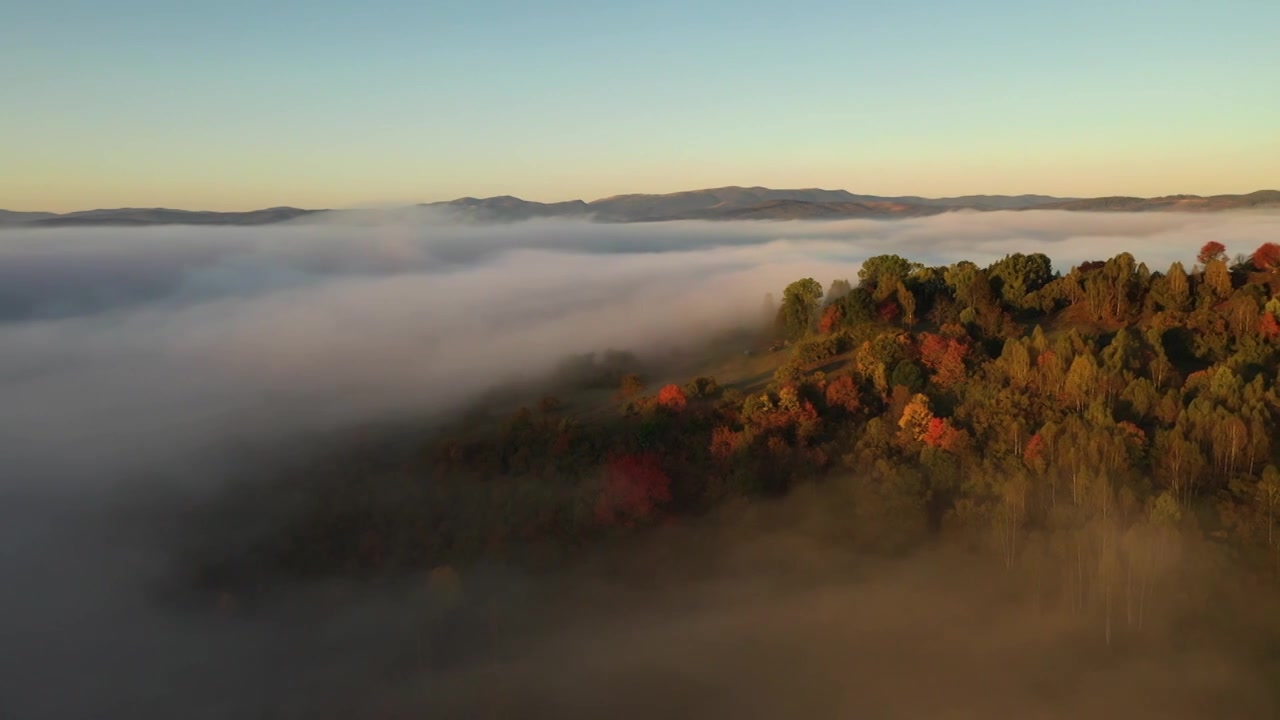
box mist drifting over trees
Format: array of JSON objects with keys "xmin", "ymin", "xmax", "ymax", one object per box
[{"xmin": 3, "ymin": 210, "xmax": 1280, "ymax": 718}]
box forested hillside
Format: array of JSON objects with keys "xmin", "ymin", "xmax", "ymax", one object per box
[{"xmin": 211, "ymin": 241, "xmax": 1280, "ymax": 616}]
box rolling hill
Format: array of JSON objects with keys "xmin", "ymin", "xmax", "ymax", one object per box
[
  {"xmin": 1038, "ymin": 190, "xmax": 1280, "ymax": 212},
  {"xmin": 4, "ymin": 187, "xmax": 1278, "ymax": 227},
  {"xmin": 1, "ymin": 206, "xmax": 321, "ymax": 227}
]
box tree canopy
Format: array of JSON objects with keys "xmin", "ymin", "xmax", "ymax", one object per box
[{"xmin": 236, "ymin": 240, "xmax": 1280, "ymax": 640}]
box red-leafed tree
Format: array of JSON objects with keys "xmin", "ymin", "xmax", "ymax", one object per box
[
  {"xmin": 1198, "ymin": 241, "xmax": 1227, "ymax": 265},
  {"xmin": 818, "ymin": 303, "xmax": 844, "ymax": 334},
  {"xmin": 1117, "ymin": 421, "xmax": 1147, "ymax": 457},
  {"xmin": 1261, "ymin": 311, "xmax": 1280, "ymax": 339},
  {"xmin": 709, "ymin": 425, "xmax": 743, "ymax": 461},
  {"xmin": 877, "ymin": 299, "xmax": 900, "ymax": 323},
  {"xmin": 919, "ymin": 333, "xmax": 948, "ymax": 363},
  {"xmin": 656, "ymin": 383, "xmax": 688, "ymax": 413},
  {"xmin": 744, "ymin": 387, "xmax": 821, "ymax": 450},
  {"xmin": 919, "ymin": 333, "xmax": 969, "ymax": 389},
  {"xmin": 1024, "ymin": 433, "xmax": 1045, "ymax": 463},
  {"xmin": 595, "ymin": 453, "xmax": 671, "ymax": 527},
  {"xmin": 1252, "ymin": 242, "xmax": 1280, "ymax": 272},
  {"xmin": 824, "ymin": 374, "xmax": 862, "ymax": 413},
  {"xmin": 922, "ymin": 416, "xmax": 962, "ymax": 452}
]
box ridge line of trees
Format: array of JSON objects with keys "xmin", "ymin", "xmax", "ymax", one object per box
[{"xmin": 253, "ymin": 241, "xmax": 1280, "ymax": 624}]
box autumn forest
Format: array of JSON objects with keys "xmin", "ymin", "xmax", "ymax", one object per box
[{"xmin": 192, "ymin": 238, "xmax": 1280, "ymax": 631}]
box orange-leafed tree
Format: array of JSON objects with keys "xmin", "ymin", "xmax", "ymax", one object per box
[
  {"xmin": 656, "ymin": 383, "xmax": 688, "ymax": 413},
  {"xmin": 1024, "ymin": 433, "xmax": 1046, "ymax": 466},
  {"xmin": 1117, "ymin": 421, "xmax": 1148, "ymax": 458},
  {"xmin": 919, "ymin": 333, "xmax": 969, "ymax": 389},
  {"xmin": 709, "ymin": 425, "xmax": 744, "ymax": 461},
  {"xmin": 818, "ymin": 303, "xmax": 844, "ymax": 334},
  {"xmin": 824, "ymin": 374, "xmax": 862, "ymax": 414},
  {"xmin": 1252, "ymin": 242, "xmax": 1280, "ymax": 272},
  {"xmin": 898, "ymin": 393, "xmax": 934, "ymax": 442},
  {"xmin": 878, "ymin": 298, "xmax": 901, "ymax": 323},
  {"xmin": 1260, "ymin": 311, "xmax": 1280, "ymax": 339},
  {"xmin": 595, "ymin": 453, "xmax": 671, "ymax": 527},
  {"xmin": 922, "ymin": 417, "xmax": 962, "ymax": 452},
  {"xmin": 1198, "ymin": 241, "xmax": 1227, "ymax": 265}
]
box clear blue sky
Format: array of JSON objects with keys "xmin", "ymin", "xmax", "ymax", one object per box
[{"xmin": 3, "ymin": 0, "xmax": 1277, "ymax": 211}]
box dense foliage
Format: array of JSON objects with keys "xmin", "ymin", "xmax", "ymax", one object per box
[{"xmin": 247, "ymin": 243, "xmax": 1280, "ymax": 606}]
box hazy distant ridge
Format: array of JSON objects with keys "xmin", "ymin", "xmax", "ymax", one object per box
[
  {"xmin": 4, "ymin": 187, "xmax": 1278, "ymax": 227},
  {"xmin": 15, "ymin": 206, "xmax": 320, "ymax": 227}
]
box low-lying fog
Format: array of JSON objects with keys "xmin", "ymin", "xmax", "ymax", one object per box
[{"xmin": 3, "ymin": 210, "xmax": 1279, "ymax": 718}]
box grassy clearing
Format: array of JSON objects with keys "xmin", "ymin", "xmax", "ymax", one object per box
[
  {"xmin": 564, "ymin": 330, "xmax": 791, "ymax": 424},
  {"xmin": 445, "ymin": 324, "xmax": 861, "ymax": 434}
]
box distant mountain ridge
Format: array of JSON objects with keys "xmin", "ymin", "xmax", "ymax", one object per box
[
  {"xmin": 1036, "ymin": 191, "xmax": 1280, "ymax": 212},
  {"xmin": 4, "ymin": 188, "xmax": 1278, "ymax": 227},
  {"xmin": 6, "ymin": 206, "xmax": 319, "ymax": 227},
  {"xmin": 432, "ymin": 196, "xmax": 590, "ymax": 222}
]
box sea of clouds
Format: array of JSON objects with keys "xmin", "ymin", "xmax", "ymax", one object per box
[{"xmin": 3, "ymin": 209, "xmax": 1279, "ymax": 719}]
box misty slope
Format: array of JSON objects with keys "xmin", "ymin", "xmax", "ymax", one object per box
[
  {"xmin": 5, "ymin": 188, "xmax": 1280, "ymax": 227},
  {"xmin": 462, "ymin": 187, "xmax": 1279, "ymax": 220},
  {"xmin": 889, "ymin": 193, "xmax": 1069, "ymax": 209},
  {"xmin": 0, "ymin": 209, "xmax": 58, "ymax": 225},
  {"xmin": 580, "ymin": 186, "xmax": 1079, "ymax": 221},
  {"xmin": 692, "ymin": 199, "xmax": 944, "ymax": 220},
  {"xmin": 1041, "ymin": 190, "xmax": 1280, "ymax": 212},
  {"xmin": 15, "ymin": 206, "xmax": 321, "ymax": 227},
  {"xmin": 584, "ymin": 186, "xmax": 873, "ymax": 221},
  {"xmin": 426, "ymin": 196, "xmax": 591, "ymax": 222}
]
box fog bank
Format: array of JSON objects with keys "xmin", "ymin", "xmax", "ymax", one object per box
[{"xmin": 3, "ymin": 210, "xmax": 1279, "ymax": 718}]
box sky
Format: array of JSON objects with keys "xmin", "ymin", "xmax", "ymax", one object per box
[{"xmin": 2, "ymin": 0, "xmax": 1278, "ymax": 212}]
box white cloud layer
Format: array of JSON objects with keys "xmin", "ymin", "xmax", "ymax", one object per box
[{"xmin": 2, "ymin": 209, "xmax": 1279, "ymax": 718}]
